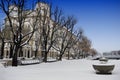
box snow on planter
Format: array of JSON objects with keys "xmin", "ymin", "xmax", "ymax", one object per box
[{"xmin": 93, "ymin": 63, "xmax": 115, "ymax": 74}]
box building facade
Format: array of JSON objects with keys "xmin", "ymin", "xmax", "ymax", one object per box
[{"xmin": 1, "ymin": 2, "xmax": 80, "ymax": 59}]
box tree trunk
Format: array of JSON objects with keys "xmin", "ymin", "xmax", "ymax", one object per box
[
  {"xmin": 43, "ymin": 51, "xmax": 47, "ymax": 62},
  {"xmin": 0, "ymin": 41, "xmax": 4, "ymax": 59},
  {"xmin": 9, "ymin": 44, "xmax": 13, "ymax": 58},
  {"xmin": 35, "ymin": 48, "xmax": 38, "ymax": 58},
  {"xmin": 68, "ymin": 51, "xmax": 70, "ymax": 60},
  {"xmin": 58, "ymin": 54, "xmax": 63, "ymax": 61},
  {"xmin": 12, "ymin": 46, "xmax": 19, "ymax": 66},
  {"xmin": 77, "ymin": 52, "xmax": 80, "ymax": 59}
]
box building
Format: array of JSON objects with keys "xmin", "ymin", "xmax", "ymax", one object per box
[
  {"xmin": 1, "ymin": 2, "xmax": 80, "ymax": 59},
  {"xmin": 103, "ymin": 50, "xmax": 120, "ymax": 59}
]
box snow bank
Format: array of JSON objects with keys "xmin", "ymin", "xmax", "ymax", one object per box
[{"xmin": 0, "ymin": 59, "xmax": 120, "ymax": 80}]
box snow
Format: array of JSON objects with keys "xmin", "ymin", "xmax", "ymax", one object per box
[
  {"xmin": 93, "ymin": 63, "xmax": 115, "ymax": 66},
  {"xmin": 0, "ymin": 59, "xmax": 120, "ymax": 80}
]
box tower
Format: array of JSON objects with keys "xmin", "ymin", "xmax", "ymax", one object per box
[{"xmin": 35, "ymin": 2, "xmax": 50, "ymax": 17}]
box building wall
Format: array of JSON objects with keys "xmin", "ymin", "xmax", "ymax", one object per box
[{"xmin": 2, "ymin": 2, "xmax": 79, "ymax": 59}]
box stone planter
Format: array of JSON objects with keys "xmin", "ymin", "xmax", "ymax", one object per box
[
  {"xmin": 93, "ymin": 64, "xmax": 115, "ymax": 74},
  {"xmin": 99, "ymin": 57, "xmax": 108, "ymax": 64}
]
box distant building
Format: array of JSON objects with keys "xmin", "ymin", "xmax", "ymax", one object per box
[{"xmin": 103, "ymin": 50, "xmax": 120, "ymax": 59}]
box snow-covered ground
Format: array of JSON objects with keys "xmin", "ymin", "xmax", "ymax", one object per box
[{"xmin": 0, "ymin": 59, "xmax": 120, "ymax": 80}]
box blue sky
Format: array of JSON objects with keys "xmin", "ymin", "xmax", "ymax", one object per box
[
  {"xmin": 50, "ymin": 0, "xmax": 120, "ymax": 53},
  {"xmin": 0, "ymin": 0, "xmax": 120, "ymax": 53}
]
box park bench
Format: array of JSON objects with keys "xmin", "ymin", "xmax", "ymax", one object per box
[
  {"xmin": 1, "ymin": 58, "xmax": 41, "ymax": 67},
  {"xmin": 2, "ymin": 60, "xmax": 12, "ymax": 67},
  {"xmin": 18, "ymin": 59, "xmax": 41, "ymax": 65}
]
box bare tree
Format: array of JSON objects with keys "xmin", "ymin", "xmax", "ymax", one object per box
[
  {"xmin": 0, "ymin": 23, "xmax": 14, "ymax": 59},
  {"xmin": 80, "ymin": 36, "xmax": 91, "ymax": 58},
  {"xmin": 0, "ymin": 25, "xmax": 5, "ymax": 59},
  {"xmin": 35, "ymin": 2, "xmax": 64, "ymax": 62},
  {"xmin": 89, "ymin": 48, "xmax": 97, "ymax": 57},
  {"xmin": 52, "ymin": 16, "xmax": 82, "ymax": 61},
  {"xmin": 0, "ymin": 0, "xmax": 38, "ymax": 66},
  {"xmin": 67, "ymin": 29, "xmax": 83, "ymax": 59}
]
